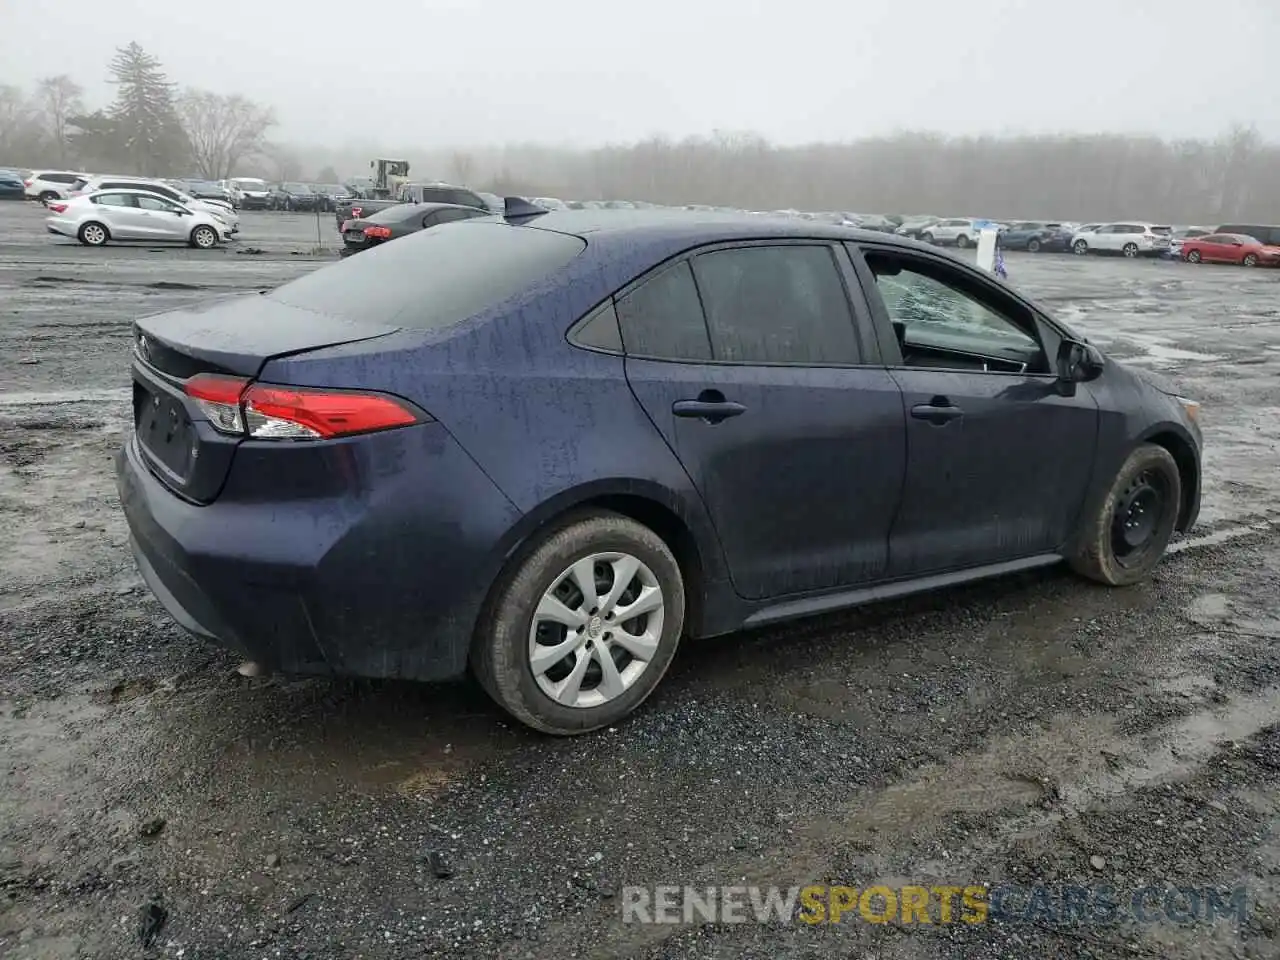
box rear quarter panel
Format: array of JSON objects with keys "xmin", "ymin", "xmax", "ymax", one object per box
[{"xmin": 259, "ymin": 244, "xmax": 734, "ymax": 624}]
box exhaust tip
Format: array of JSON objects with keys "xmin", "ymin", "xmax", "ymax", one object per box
[{"xmin": 236, "ymin": 660, "xmax": 268, "ymax": 678}]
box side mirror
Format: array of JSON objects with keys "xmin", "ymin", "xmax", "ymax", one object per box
[{"xmin": 1056, "ymin": 338, "xmax": 1105, "ymax": 386}]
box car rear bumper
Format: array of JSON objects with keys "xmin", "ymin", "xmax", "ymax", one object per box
[{"xmin": 116, "ymin": 422, "xmax": 524, "ymax": 682}]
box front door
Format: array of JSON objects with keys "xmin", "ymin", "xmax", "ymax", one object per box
[
  {"xmin": 617, "ymin": 243, "xmax": 906, "ymax": 600},
  {"xmin": 849, "ymin": 243, "xmax": 1100, "ymax": 577}
]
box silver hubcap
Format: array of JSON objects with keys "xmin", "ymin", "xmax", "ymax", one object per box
[
  {"xmin": 85, "ymin": 225, "xmax": 104, "ymax": 244},
  {"xmin": 528, "ymin": 552, "xmax": 664, "ymax": 709},
  {"xmin": 195, "ymin": 229, "xmax": 213, "ymax": 247}
]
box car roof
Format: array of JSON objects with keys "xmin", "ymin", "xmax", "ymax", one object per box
[
  {"xmin": 508, "ymin": 208, "xmax": 925, "ymax": 249},
  {"xmin": 367, "ymin": 201, "xmax": 482, "ymax": 221}
]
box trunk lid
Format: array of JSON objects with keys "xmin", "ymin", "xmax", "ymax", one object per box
[
  {"xmin": 131, "ymin": 295, "xmax": 401, "ymax": 502},
  {"xmin": 134, "ymin": 293, "xmax": 399, "ymax": 378}
]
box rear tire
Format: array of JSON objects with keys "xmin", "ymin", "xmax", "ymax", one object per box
[
  {"xmin": 189, "ymin": 225, "xmax": 218, "ymax": 249},
  {"xmin": 1073, "ymin": 240, "xmax": 1089, "ymax": 255},
  {"xmin": 472, "ymin": 510, "xmax": 685, "ymax": 735},
  {"xmin": 78, "ymin": 222, "xmax": 109, "ymax": 246},
  {"xmin": 955, "ymin": 234, "xmax": 971, "ymax": 249},
  {"xmin": 1069, "ymin": 444, "xmax": 1181, "ymax": 587},
  {"xmin": 1243, "ymin": 253, "xmax": 1258, "ymax": 267}
]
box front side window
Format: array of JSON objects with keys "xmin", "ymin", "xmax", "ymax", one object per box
[
  {"xmin": 861, "ymin": 249, "xmax": 1046, "ymax": 374},
  {"xmin": 136, "ymin": 194, "xmax": 179, "ymax": 213},
  {"xmin": 691, "ymin": 245, "xmax": 859, "ymax": 365},
  {"xmin": 614, "ymin": 260, "xmax": 711, "ymax": 361}
]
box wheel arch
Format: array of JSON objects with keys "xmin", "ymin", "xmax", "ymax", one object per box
[
  {"xmin": 485, "ymin": 480, "xmax": 726, "ymax": 636},
  {"xmin": 1137, "ymin": 426, "xmax": 1200, "ymax": 532}
]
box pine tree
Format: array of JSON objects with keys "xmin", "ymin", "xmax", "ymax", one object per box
[{"xmin": 107, "ymin": 42, "xmax": 188, "ymax": 175}]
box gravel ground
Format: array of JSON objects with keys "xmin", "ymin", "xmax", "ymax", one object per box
[{"xmin": 2, "ymin": 201, "xmax": 1280, "ymax": 959}]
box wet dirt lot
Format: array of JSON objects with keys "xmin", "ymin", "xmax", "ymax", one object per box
[{"xmin": 2, "ymin": 200, "xmax": 1280, "ymax": 959}]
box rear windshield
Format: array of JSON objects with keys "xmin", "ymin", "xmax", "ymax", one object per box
[
  {"xmin": 1150, "ymin": 226, "xmax": 1171, "ymax": 235},
  {"xmin": 367, "ymin": 204, "xmax": 428, "ymax": 223},
  {"xmin": 269, "ymin": 221, "xmax": 586, "ymax": 330}
]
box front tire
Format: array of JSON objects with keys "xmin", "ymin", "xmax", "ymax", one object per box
[
  {"xmin": 1186, "ymin": 250, "xmax": 1202, "ymax": 263},
  {"xmin": 921, "ymin": 232, "xmax": 935, "ymax": 245},
  {"xmin": 78, "ymin": 222, "xmax": 109, "ymax": 246},
  {"xmin": 1122, "ymin": 243, "xmax": 1139, "ymax": 258},
  {"xmin": 472, "ymin": 511, "xmax": 685, "ymax": 735},
  {"xmin": 39, "ymin": 190, "xmax": 59, "ymax": 203},
  {"xmin": 1070, "ymin": 444, "xmax": 1182, "ymax": 587},
  {"xmin": 955, "ymin": 234, "xmax": 971, "ymax": 249},
  {"xmin": 189, "ymin": 225, "xmax": 218, "ymax": 249},
  {"xmin": 1073, "ymin": 240, "xmax": 1089, "ymax": 255},
  {"xmin": 1027, "ymin": 238, "xmax": 1041, "ymax": 253}
]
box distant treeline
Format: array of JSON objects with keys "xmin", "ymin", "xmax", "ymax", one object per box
[{"xmin": 421, "ymin": 126, "xmax": 1275, "ymax": 225}]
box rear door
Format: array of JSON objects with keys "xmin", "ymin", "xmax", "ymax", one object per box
[
  {"xmin": 620, "ymin": 241, "xmax": 905, "ymax": 600},
  {"xmin": 848, "ymin": 242, "xmax": 1099, "ymax": 576},
  {"xmin": 91, "ymin": 193, "xmax": 148, "ymax": 239}
]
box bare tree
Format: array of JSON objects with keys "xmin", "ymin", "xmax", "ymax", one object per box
[
  {"xmin": 37, "ymin": 75, "xmax": 83, "ymax": 166},
  {"xmin": 450, "ymin": 150, "xmax": 476, "ymax": 185},
  {"xmin": 0, "ymin": 84, "xmax": 44, "ymax": 163},
  {"xmin": 177, "ymin": 90, "xmax": 275, "ymax": 180},
  {"xmin": 260, "ymin": 142, "xmax": 303, "ymax": 182}
]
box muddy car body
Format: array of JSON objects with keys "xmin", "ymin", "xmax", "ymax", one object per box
[{"xmin": 117, "ymin": 210, "xmax": 1203, "ymax": 734}]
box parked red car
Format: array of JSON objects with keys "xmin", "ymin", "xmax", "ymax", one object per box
[{"xmin": 1181, "ymin": 233, "xmax": 1280, "ymax": 267}]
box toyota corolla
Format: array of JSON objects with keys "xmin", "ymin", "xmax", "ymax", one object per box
[{"xmin": 117, "ymin": 204, "xmax": 1203, "ymax": 735}]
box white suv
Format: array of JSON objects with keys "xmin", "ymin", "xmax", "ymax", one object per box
[
  {"xmin": 24, "ymin": 170, "xmax": 87, "ymax": 202},
  {"xmin": 69, "ymin": 175, "xmax": 239, "ymax": 235},
  {"xmin": 1071, "ymin": 222, "xmax": 1171, "ymax": 257},
  {"xmin": 920, "ymin": 218, "xmax": 982, "ymax": 248}
]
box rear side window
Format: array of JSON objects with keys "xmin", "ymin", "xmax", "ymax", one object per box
[
  {"xmin": 93, "ymin": 193, "xmax": 133, "ymax": 207},
  {"xmin": 269, "ymin": 221, "xmax": 585, "ymax": 330},
  {"xmin": 614, "ymin": 261, "xmax": 711, "ymax": 361},
  {"xmin": 691, "ymin": 245, "xmax": 860, "ymax": 365}
]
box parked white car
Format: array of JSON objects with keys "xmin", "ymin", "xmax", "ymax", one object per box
[
  {"xmin": 228, "ymin": 177, "xmax": 272, "ymax": 209},
  {"xmin": 920, "ymin": 218, "xmax": 984, "ymax": 248},
  {"xmin": 47, "ymin": 190, "xmax": 229, "ymax": 248},
  {"xmin": 1071, "ymin": 222, "xmax": 1172, "ymax": 257},
  {"xmin": 24, "ymin": 170, "xmax": 88, "ymax": 202},
  {"xmin": 68, "ymin": 175, "xmax": 239, "ymax": 235}
]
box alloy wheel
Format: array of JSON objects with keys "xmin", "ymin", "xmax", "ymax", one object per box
[{"xmin": 528, "ymin": 552, "xmax": 665, "ymax": 709}]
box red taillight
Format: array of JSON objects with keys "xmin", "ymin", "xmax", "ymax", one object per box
[
  {"xmin": 183, "ymin": 374, "xmax": 418, "ymax": 440},
  {"xmin": 23, "ymin": 179, "xmax": 33, "ymax": 187},
  {"xmin": 364, "ymin": 225, "xmax": 392, "ymax": 239},
  {"xmin": 47, "ymin": 202, "xmax": 68, "ymax": 214},
  {"xmin": 351, "ymin": 206, "xmax": 363, "ymax": 218}
]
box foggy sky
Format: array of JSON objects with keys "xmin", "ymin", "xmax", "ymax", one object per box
[{"xmin": 3, "ymin": 0, "xmax": 1277, "ymax": 148}]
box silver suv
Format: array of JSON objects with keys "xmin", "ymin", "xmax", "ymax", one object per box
[
  {"xmin": 921, "ymin": 218, "xmax": 982, "ymax": 248},
  {"xmin": 1071, "ymin": 222, "xmax": 1171, "ymax": 257}
]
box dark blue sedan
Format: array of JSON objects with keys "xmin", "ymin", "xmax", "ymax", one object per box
[
  {"xmin": 118, "ymin": 205, "xmax": 1203, "ymax": 734},
  {"xmin": 0, "ymin": 169, "xmax": 26, "ymax": 200},
  {"xmin": 1000, "ymin": 221, "xmax": 1075, "ymax": 253}
]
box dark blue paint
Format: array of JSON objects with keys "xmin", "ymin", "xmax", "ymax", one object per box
[{"xmin": 116, "ymin": 211, "xmax": 1203, "ymax": 682}]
